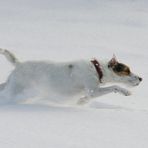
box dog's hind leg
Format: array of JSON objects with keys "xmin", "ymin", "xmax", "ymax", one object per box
[
  {"xmin": 0, "ymin": 83, "xmax": 6, "ymax": 91},
  {"xmin": 0, "ymin": 82, "xmax": 12, "ymax": 104},
  {"xmin": 77, "ymin": 96, "xmax": 90, "ymax": 105}
]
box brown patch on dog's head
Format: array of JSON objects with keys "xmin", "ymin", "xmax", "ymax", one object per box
[
  {"xmin": 108, "ymin": 55, "xmax": 131, "ymax": 76},
  {"xmin": 112, "ymin": 63, "xmax": 131, "ymax": 76}
]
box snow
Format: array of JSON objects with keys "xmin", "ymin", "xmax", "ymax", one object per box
[
  {"xmin": 0, "ymin": 105, "xmax": 148, "ymax": 148},
  {"xmin": 0, "ymin": 0, "xmax": 148, "ymax": 148}
]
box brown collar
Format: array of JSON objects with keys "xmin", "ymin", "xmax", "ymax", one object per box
[{"xmin": 91, "ymin": 59, "xmax": 103, "ymax": 83}]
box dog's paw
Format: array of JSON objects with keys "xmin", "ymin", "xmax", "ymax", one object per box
[
  {"xmin": 77, "ymin": 97, "xmax": 89, "ymax": 105},
  {"xmin": 121, "ymin": 89, "xmax": 131, "ymax": 96},
  {"xmin": 114, "ymin": 86, "xmax": 131, "ymax": 96}
]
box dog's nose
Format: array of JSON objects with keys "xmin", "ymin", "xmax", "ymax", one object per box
[{"xmin": 139, "ymin": 77, "xmax": 142, "ymax": 82}]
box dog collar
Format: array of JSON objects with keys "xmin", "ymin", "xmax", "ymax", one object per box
[{"xmin": 91, "ymin": 59, "xmax": 103, "ymax": 83}]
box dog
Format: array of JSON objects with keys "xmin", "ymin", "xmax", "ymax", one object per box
[{"xmin": 0, "ymin": 48, "xmax": 142, "ymax": 105}]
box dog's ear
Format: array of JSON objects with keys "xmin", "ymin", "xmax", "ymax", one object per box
[{"xmin": 108, "ymin": 54, "xmax": 118, "ymax": 68}]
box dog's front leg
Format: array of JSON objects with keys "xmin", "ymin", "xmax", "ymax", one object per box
[
  {"xmin": 94, "ymin": 85, "xmax": 131, "ymax": 97},
  {"xmin": 77, "ymin": 85, "xmax": 131, "ymax": 105}
]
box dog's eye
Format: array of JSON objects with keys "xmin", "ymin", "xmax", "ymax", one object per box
[{"xmin": 113, "ymin": 64, "xmax": 124, "ymax": 72}]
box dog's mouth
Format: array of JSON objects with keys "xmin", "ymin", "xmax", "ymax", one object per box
[
  {"xmin": 132, "ymin": 82, "xmax": 141, "ymax": 87},
  {"xmin": 127, "ymin": 80, "xmax": 141, "ymax": 87},
  {"xmin": 134, "ymin": 83, "xmax": 140, "ymax": 86}
]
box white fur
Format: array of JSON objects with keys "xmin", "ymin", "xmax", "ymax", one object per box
[{"xmin": 0, "ymin": 49, "xmax": 142, "ymax": 105}]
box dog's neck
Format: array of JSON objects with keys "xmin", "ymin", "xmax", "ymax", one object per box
[{"xmin": 98, "ymin": 60, "xmax": 117, "ymax": 84}]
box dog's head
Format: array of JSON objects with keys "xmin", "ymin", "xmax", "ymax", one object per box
[{"xmin": 108, "ymin": 55, "xmax": 142, "ymax": 86}]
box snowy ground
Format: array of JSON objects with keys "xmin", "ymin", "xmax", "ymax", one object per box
[{"xmin": 0, "ymin": 0, "xmax": 148, "ymax": 148}]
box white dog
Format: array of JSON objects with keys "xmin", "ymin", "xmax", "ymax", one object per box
[{"xmin": 0, "ymin": 48, "xmax": 142, "ymax": 105}]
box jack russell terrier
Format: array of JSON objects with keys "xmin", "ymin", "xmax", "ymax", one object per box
[{"xmin": 0, "ymin": 48, "xmax": 142, "ymax": 105}]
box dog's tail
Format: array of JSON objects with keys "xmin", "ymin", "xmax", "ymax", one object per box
[{"xmin": 0, "ymin": 48, "xmax": 20, "ymax": 66}]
